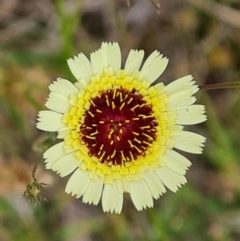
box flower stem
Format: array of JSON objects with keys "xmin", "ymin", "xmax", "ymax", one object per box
[
  {"xmin": 200, "ymin": 82, "xmax": 240, "ymax": 90},
  {"xmin": 32, "ymin": 158, "xmax": 42, "ymax": 179}
]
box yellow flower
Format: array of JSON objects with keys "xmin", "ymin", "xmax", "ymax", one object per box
[{"xmin": 37, "ymin": 42, "xmax": 206, "ymax": 213}]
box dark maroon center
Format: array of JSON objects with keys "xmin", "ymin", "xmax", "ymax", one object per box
[{"xmin": 80, "ymin": 88, "xmax": 157, "ymax": 165}]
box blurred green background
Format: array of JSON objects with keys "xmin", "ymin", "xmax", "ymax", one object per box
[{"xmin": 1, "ymin": 0, "xmax": 240, "ymax": 240}]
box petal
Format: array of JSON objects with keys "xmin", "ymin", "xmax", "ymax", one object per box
[
  {"xmin": 175, "ymin": 105, "xmax": 207, "ymax": 125},
  {"xmin": 101, "ymin": 42, "xmax": 121, "ymax": 73},
  {"xmin": 43, "ymin": 142, "xmax": 66, "ymax": 168},
  {"xmin": 155, "ymin": 166, "xmax": 187, "ymax": 192},
  {"xmin": 65, "ymin": 169, "xmax": 90, "ymax": 198},
  {"xmin": 57, "ymin": 127, "xmax": 72, "ymax": 139},
  {"xmin": 141, "ymin": 50, "xmax": 159, "ymax": 71},
  {"xmin": 165, "ymin": 75, "xmax": 196, "ymax": 95},
  {"xmin": 116, "ymin": 179, "xmax": 124, "ymax": 193},
  {"xmin": 125, "ymin": 50, "xmax": 144, "ymax": 75},
  {"xmin": 90, "ymin": 48, "xmax": 108, "ymax": 75},
  {"xmin": 37, "ymin": 110, "xmax": 65, "ymax": 131},
  {"xmin": 166, "ymin": 89, "xmax": 197, "ymax": 110},
  {"xmin": 164, "ymin": 149, "xmax": 192, "ymax": 175},
  {"xmin": 141, "ymin": 51, "xmax": 169, "ymax": 83},
  {"xmin": 51, "ymin": 152, "xmax": 79, "ymax": 177},
  {"xmin": 130, "ymin": 179, "xmax": 153, "ymax": 211},
  {"xmin": 143, "ymin": 170, "xmax": 166, "ymax": 199},
  {"xmin": 45, "ymin": 93, "xmax": 70, "ymax": 113},
  {"xmin": 82, "ymin": 178, "xmax": 104, "ymax": 205},
  {"xmin": 49, "ymin": 78, "xmax": 79, "ymax": 97},
  {"xmin": 67, "ymin": 53, "xmax": 93, "ymax": 82},
  {"xmin": 74, "ymin": 79, "xmax": 89, "ymax": 90},
  {"xmin": 172, "ymin": 131, "xmax": 206, "ymax": 154},
  {"xmin": 123, "ymin": 177, "xmax": 131, "ymax": 193},
  {"xmin": 102, "ymin": 182, "xmax": 123, "ymax": 214}
]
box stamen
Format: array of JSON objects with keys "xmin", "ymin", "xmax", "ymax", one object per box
[
  {"xmin": 90, "ymin": 131, "xmax": 98, "ymax": 136},
  {"xmin": 113, "ymin": 89, "xmax": 117, "ymax": 99},
  {"xmin": 128, "ymin": 140, "xmax": 133, "ymax": 147},
  {"xmin": 143, "ymin": 140, "xmax": 151, "ymax": 145},
  {"xmin": 131, "ymin": 105, "xmax": 139, "ymax": 111},
  {"xmin": 129, "ymin": 151, "xmax": 134, "ymax": 161},
  {"xmin": 133, "ymin": 117, "xmax": 139, "ymax": 121},
  {"xmin": 111, "ymin": 150, "xmax": 116, "ymax": 158},
  {"xmin": 127, "ymin": 98, "xmax": 133, "ymax": 104},
  {"xmin": 134, "ymin": 146, "xmax": 142, "ymax": 153},
  {"xmin": 108, "ymin": 129, "xmax": 114, "ymax": 138},
  {"xmin": 88, "ymin": 111, "xmax": 94, "ymax": 117},
  {"xmin": 139, "ymin": 114, "xmax": 154, "ymax": 119},
  {"xmin": 134, "ymin": 138, "xmax": 141, "ymax": 144},
  {"xmin": 142, "ymin": 133, "xmax": 154, "ymax": 140},
  {"xmin": 121, "ymin": 151, "xmax": 126, "ymax": 161},
  {"xmin": 119, "ymin": 92, "xmax": 123, "ymax": 102},
  {"xmin": 120, "ymin": 102, "xmax": 125, "ymax": 110},
  {"xmin": 111, "ymin": 101, "xmax": 115, "ymax": 109},
  {"xmin": 133, "ymin": 131, "xmax": 139, "ymax": 136},
  {"xmin": 90, "ymin": 100, "xmax": 95, "ymax": 106},
  {"xmin": 140, "ymin": 126, "xmax": 151, "ymax": 129},
  {"xmin": 99, "ymin": 152, "xmax": 105, "ymax": 161},
  {"xmin": 106, "ymin": 95, "xmax": 110, "ymax": 106}
]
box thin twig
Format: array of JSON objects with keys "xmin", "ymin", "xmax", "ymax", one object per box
[
  {"xmin": 200, "ymin": 82, "xmax": 240, "ymax": 91},
  {"xmin": 186, "ymin": 0, "xmax": 240, "ymax": 29},
  {"xmin": 148, "ymin": 0, "xmax": 160, "ymax": 14},
  {"xmin": 125, "ymin": 0, "xmax": 131, "ymax": 8},
  {"xmin": 32, "ymin": 158, "xmax": 42, "ymax": 179}
]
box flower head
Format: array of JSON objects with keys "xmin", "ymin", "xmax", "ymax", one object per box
[
  {"xmin": 24, "ymin": 178, "xmax": 46, "ymax": 203},
  {"xmin": 37, "ymin": 42, "xmax": 206, "ymax": 213}
]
